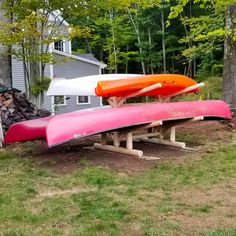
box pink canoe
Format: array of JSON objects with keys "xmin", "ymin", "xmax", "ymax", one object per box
[
  {"xmin": 46, "ymin": 100, "xmax": 231, "ymax": 147},
  {"xmin": 4, "ymin": 116, "xmax": 52, "ymax": 144}
]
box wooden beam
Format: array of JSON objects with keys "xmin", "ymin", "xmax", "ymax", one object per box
[
  {"xmin": 117, "ymin": 82, "xmax": 162, "ymax": 106},
  {"xmin": 133, "ymin": 132, "xmax": 161, "ymax": 140},
  {"xmin": 140, "ymin": 137, "xmax": 186, "ymax": 149},
  {"xmin": 163, "ymin": 82, "xmax": 205, "ymax": 101},
  {"xmin": 107, "ymin": 83, "xmax": 162, "ymax": 107},
  {"xmin": 93, "ymin": 143, "xmax": 143, "ymax": 157},
  {"xmin": 119, "ymin": 120, "xmax": 163, "ymax": 137}
]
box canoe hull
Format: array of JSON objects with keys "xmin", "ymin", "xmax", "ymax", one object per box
[
  {"xmin": 4, "ymin": 116, "xmax": 52, "ymax": 144},
  {"xmin": 46, "ymin": 100, "xmax": 231, "ymax": 147}
]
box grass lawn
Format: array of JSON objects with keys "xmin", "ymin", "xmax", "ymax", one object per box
[
  {"xmin": 0, "ymin": 77, "xmax": 236, "ymax": 236},
  {"xmin": 0, "ymin": 130, "xmax": 236, "ymax": 236}
]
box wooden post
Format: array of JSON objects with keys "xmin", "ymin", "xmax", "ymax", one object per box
[
  {"xmin": 113, "ymin": 132, "xmax": 120, "ymax": 147},
  {"xmin": 126, "ymin": 132, "xmax": 133, "ymax": 150},
  {"xmin": 170, "ymin": 127, "xmax": 176, "ymax": 142}
]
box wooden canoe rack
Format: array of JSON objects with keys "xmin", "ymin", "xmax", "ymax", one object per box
[
  {"xmin": 93, "ymin": 116, "xmax": 204, "ymax": 159},
  {"xmin": 93, "ymin": 82, "xmax": 205, "ymax": 159}
]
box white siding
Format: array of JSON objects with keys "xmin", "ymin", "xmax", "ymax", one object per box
[{"xmin": 12, "ymin": 58, "xmax": 26, "ymax": 92}]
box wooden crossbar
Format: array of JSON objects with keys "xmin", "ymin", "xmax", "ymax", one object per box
[
  {"xmin": 107, "ymin": 82, "xmax": 162, "ymax": 108},
  {"xmin": 158, "ymin": 82, "xmax": 205, "ymax": 102},
  {"xmin": 116, "ymin": 83, "xmax": 162, "ymax": 106}
]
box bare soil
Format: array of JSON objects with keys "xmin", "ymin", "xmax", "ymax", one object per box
[{"xmin": 11, "ymin": 120, "xmax": 234, "ymax": 174}]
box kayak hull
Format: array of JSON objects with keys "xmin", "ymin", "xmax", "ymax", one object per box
[{"xmin": 95, "ymin": 74, "xmax": 199, "ymax": 97}]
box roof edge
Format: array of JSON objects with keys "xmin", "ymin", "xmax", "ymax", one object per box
[{"xmin": 52, "ymin": 49, "xmax": 107, "ymax": 68}]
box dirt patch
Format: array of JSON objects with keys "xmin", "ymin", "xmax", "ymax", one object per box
[
  {"xmin": 10, "ymin": 120, "xmax": 235, "ymax": 174},
  {"xmin": 169, "ymin": 181, "xmax": 236, "ymax": 234}
]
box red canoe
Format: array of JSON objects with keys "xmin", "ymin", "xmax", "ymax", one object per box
[
  {"xmin": 3, "ymin": 116, "xmax": 52, "ymax": 144},
  {"xmin": 46, "ymin": 100, "xmax": 231, "ymax": 147}
]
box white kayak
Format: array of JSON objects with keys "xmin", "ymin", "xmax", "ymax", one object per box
[{"xmin": 46, "ymin": 74, "xmax": 142, "ymax": 96}]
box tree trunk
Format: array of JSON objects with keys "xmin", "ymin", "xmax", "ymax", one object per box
[
  {"xmin": 161, "ymin": 8, "xmax": 166, "ymax": 74},
  {"xmin": 0, "ymin": 47, "xmax": 11, "ymax": 87},
  {"xmin": 148, "ymin": 27, "xmax": 154, "ymax": 74},
  {"xmin": 128, "ymin": 10, "xmax": 146, "ymax": 74},
  {"xmin": 0, "ymin": 3, "xmax": 12, "ymax": 87},
  {"xmin": 223, "ymin": 4, "xmax": 236, "ymax": 109},
  {"xmin": 109, "ymin": 10, "xmax": 118, "ymax": 73},
  {"xmin": 180, "ymin": 12, "xmax": 193, "ymax": 78},
  {"xmin": 125, "ymin": 44, "xmax": 129, "ymax": 74}
]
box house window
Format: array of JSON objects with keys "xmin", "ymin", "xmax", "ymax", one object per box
[
  {"xmin": 77, "ymin": 96, "xmax": 90, "ymax": 105},
  {"xmin": 54, "ymin": 40, "xmax": 64, "ymax": 51},
  {"xmin": 53, "ymin": 95, "xmax": 66, "ymax": 106}
]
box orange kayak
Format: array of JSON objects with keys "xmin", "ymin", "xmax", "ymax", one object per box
[{"xmin": 95, "ymin": 74, "xmax": 199, "ymax": 97}]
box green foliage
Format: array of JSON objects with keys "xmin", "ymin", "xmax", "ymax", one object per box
[
  {"xmin": 167, "ymin": 0, "xmax": 227, "ymax": 76},
  {"xmin": 0, "ymin": 0, "xmax": 232, "ymax": 88},
  {"xmin": 31, "ymin": 77, "xmax": 51, "ymax": 96},
  {"xmin": 0, "ymin": 0, "xmax": 94, "ymax": 105}
]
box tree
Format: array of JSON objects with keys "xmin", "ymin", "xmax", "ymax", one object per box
[
  {"xmin": 169, "ymin": 0, "xmax": 236, "ymax": 108},
  {"xmin": 223, "ymin": 4, "xmax": 236, "ymax": 109},
  {"xmin": 0, "ymin": 0, "xmax": 91, "ymax": 107},
  {"xmin": 0, "ymin": 0, "xmax": 11, "ymax": 87}
]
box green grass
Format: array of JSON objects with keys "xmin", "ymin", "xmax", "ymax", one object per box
[
  {"xmin": 124, "ymin": 145, "xmax": 236, "ymax": 192},
  {"xmin": 203, "ymin": 229, "xmax": 236, "ymax": 236},
  {"xmin": 0, "ymin": 142, "xmax": 236, "ymax": 235}
]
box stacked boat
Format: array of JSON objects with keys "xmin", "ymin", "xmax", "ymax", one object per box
[{"xmin": 4, "ymin": 74, "xmax": 231, "ymax": 157}]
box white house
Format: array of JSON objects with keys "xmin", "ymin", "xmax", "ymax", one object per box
[{"xmin": 11, "ymin": 11, "xmax": 107, "ymax": 114}]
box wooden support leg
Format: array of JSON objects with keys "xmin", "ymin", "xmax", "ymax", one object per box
[
  {"xmin": 113, "ymin": 132, "xmax": 120, "ymax": 147},
  {"xmin": 170, "ymin": 127, "xmax": 176, "ymax": 142},
  {"xmin": 126, "ymin": 132, "xmax": 133, "ymax": 150},
  {"xmin": 93, "ymin": 131, "xmax": 145, "ymax": 158}
]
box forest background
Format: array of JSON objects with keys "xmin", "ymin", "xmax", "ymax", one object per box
[{"xmin": 0, "ymin": 0, "xmax": 235, "ymax": 107}]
